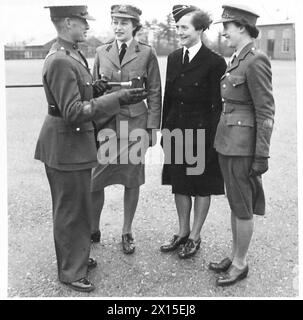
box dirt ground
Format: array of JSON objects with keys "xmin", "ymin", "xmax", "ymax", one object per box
[{"xmin": 6, "ymin": 58, "xmax": 298, "ymax": 298}]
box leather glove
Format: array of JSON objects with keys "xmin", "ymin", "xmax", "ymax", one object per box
[
  {"xmin": 93, "ymin": 79, "xmax": 112, "ymax": 98},
  {"xmin": 249, "ymin": 156, "xmax": 269, "ymax": 176},
  {"xmin": 117, "ymin": 88, "xmax": 148, "ymax": 106}
]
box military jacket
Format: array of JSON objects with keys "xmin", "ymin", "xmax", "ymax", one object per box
[
  {"xmin": 34, "ymin": 37, "xmax": 121, "ymax": 171},
  {"xmin": 93, "ymin": 39, "xmax": 162, "ymax": 132},
  {"xmin": 214, "ymin": 42, "xmax": 275, "ymax": 157}
]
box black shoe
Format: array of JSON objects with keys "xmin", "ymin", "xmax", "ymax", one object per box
[
  {"xmin": 91, "ymin": 230, "xmax": 101, "ymax": 243},
  {"xmin": 209, "ymin": 257, "xmax": 232, "ymax": 273},
  {"xmin": 64, "ymin": 277, "xmax": 95, "ymax": 293},
  {"xmin": 87, "ymin": 258, "xmax": 97, "ymax": 271},
  {"xmin": 122, "ymin": 233, "xmax": 135, "ymax": 254},
  {"xmin": 216, "ymin": 265, "xmax": 249, "ymax": 287},
  {"xmin": 160, "ymin": 234, "xmax": 189, "ymax": 252},
  {"xmin": 178, "ymin": 238, "xmax": 201, "ymax": 259}
]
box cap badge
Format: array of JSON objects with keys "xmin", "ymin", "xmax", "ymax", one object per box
[
  {"xmin": 119, "ymin": 5, "xmax": 128, "ymax": 13},
  {"xmin": 222, "ymin": 12, "xmax": 235, "ymax": 19}
]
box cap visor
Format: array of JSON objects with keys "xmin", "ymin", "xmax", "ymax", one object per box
[
  {"xmin": 84, "ymin": 14, "xmax": 95, "ymax": 21},
  {"xmin": 213, "ymin": 17, "xmax": 235, "ymax": 24},
  {"xmin": 111, "ymin": 13, "xmax": 138, "ymax": 20}
]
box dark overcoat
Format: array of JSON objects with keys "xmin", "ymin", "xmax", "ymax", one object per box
[{"xmin": 161, "ymin": 44, "xmax": 227, "ymax": 196}]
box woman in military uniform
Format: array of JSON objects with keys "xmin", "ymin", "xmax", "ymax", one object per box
[
  {"xmin": 160, "ymin": 5, "xmax": 226, "ymax": 259},
  {"xmin": 209, "ymin": 4, "xmax": 275, "ymax": 286},
  {"xmin": 90, "ymin": 5, "xmax": 162, "ymax": 254}
]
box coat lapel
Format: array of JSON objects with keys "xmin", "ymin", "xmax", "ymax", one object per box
[
  {"xmin": 225, "ymin": 42, "xmax": 254, "ymax": 73},
  {"xmin": 168, "ymin": 48, "xmax": 183, "ymax": 81},
  {"xmin": 120, "ymin": 39, "xmax": 138, "ymax": 67},
  {"xmin": 104, "ymin": 41, "xmax": 120, "ymax": 69}
]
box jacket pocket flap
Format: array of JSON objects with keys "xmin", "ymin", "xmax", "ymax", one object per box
[
  {"xmin": 226, "ymin": 115, "xmax": 255, "ymax": 127},
  {"xmin": 99, "ymin": 69, "xmax": 112, "ymax": 80},
  {"xmin": 228, "ymin": 75, "xmax": 246, "ymax": 86}
]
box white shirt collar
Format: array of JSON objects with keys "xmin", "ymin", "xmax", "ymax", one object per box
[
  {"xmin": 183, "ymin": 41, "xmax": 202, "ymax": 62},
  {"xmin": 117, "ymin": 38, "xmax": 133, "ymax": 51}
]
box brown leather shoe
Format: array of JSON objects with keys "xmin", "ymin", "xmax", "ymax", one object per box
[
  {"xmin": 87, "ymin": 258, "xmax": 97, "ymax": 271},
  {"xmin": 209, "ymin": 257, "xmax": 232, "ymax": 273},
  {"xmin": 122, "ymin": 233, "xmax": 135, "ymax": 254},
  {"xmin": 160, "ymin": 234, "xmax": 189, "ymax": 252},
  {"xmin": 65, "ymin": 278, "xmax": 95, "ymax": 292},
  {"xmin": 178, "ymin": 238, "xmax": 201, "ymax": 259},
  {"xmin": 91, "ymin": 230, "xmax": 101, "ymax": 243},
  {"xmin": 216, "ymin": 265, "xmax": 249, "ymax": 287}
]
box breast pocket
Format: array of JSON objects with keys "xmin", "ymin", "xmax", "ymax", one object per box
[
  {"xmin": 225, "ymin": 75, "xmax": 250, "ymax": 101},
  {"xmin": 57, "ymin": 124, "xmax": 97, "ymax": 164},
  {"xmin": 99, "ymin": 68, "xmax": 113, "ymax": 81}
]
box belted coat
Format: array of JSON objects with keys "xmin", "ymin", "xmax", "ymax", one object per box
[
  {"xmin": 214, "ymin": 42, "xmax": 275, "ymax": 157},
  {"xmin": 34, "ymin": 37, "xmax": 121, "ymax": 171}
]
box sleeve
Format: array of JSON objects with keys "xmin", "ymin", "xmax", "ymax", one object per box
[
  {"xmin": 146, "ymin": 47, "xmax": 162, "ymax": 129},
  {"xmin": 246, "ymin": 54, "xmax": 275, "ymax": 157},
  {"xmin": 46, "ymin": 56, "xmax": 120, "ymax": 125},
  {"xmin": 160, "ymin": 55, "xmax": 172, "ymax": 129},
  {"xmin": 210, "ymin": 55, "xmax": 227, "ymax": 143}
]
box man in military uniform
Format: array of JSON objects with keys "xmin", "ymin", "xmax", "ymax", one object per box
[
  {"xmin": 34, "ymin": 5, "xmax": 147, "ymax": 292},
  {"xmin": 208, "ymin": 5, "xmax": 275, "ymax": 286}
]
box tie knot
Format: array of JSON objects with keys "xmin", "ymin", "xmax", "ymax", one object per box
[{"xmin": 121, "ymin": 43, "xmax": 127, "ymax": 49}]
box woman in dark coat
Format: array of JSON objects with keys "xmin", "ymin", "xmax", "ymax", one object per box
[{"xmin": 160, "ymin": 5, "xmax": 226, "ymax": 259}]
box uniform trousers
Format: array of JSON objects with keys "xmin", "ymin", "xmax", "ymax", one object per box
[{"xmin": 45, "ymin": 165, "xmax": 92, "ymax": 283}]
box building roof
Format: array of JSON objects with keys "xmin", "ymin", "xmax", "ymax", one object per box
[
  {"xmin": 257, "ymin": 19, "xmax": 295, "ymax": 27},
  {"xmin": 24, "ymin": 34, "xmax": 56, "ymax": 47}
]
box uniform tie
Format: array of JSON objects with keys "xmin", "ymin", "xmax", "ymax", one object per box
[
  {"xmin": 183, "ymin": 49, "xmax": 189, "ymax": 65},
  {"xmin": 119, "ymin": 43, "xmax": 127, "ymax": 64}
]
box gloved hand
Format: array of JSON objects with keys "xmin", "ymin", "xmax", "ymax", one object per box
[
  {"xmin": 249, "ymin": 156, "xmax": 269, "ymax": 176},
  {"xmin": 93, "ymin": 79, "xmax": 112, "ymax": 98},
  {"xmin": 117, "ymin": 88, "xmax": 148, "ymax": 106}
]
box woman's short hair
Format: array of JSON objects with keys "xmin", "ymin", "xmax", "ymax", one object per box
[
  {"xmin": 233, "ymin": 20, "xmax": 259, "ymax": 38},
  {"xmin": 131, "ymin": 19, "xmax": 142, "ymax": 36},
  {"xmin": 190, "ymin": 10, "xmax": 212, "ymax": 31}
]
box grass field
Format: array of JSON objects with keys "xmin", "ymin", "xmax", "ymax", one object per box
[{"xmin": 6, "ymin": 57, "xmax": 298, "ymax": 297}]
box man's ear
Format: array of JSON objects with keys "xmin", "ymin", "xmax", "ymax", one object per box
[{"xmin": 64, "ymin": 17, "xmax": 72, "ymax": 29}]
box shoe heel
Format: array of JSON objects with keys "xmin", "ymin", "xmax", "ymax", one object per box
[{"xmin": 239, "ymin": 267, "xmax": 249, "ymax": 280}]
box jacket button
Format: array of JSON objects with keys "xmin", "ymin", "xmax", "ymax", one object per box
[
  {"xmin": 178, "ymin": 88, "xmax": 182, "ymax": 92},
  {"xmin": 222, "ymin": 84, "xmax": 226, "ymax": 89},
  {"xmin": 237, "ymin": 121, "xmax": 242, "ymax": 125},
  {"xmin": 222, "ymin": 98, "xmax": 225, "ymax": 102},
  {"xmin": 181, "ymin": 73, "xmax": 184, "ymax": 77},
  {"xmin": 180, "ymin": 101, "xmax": 184, "ymax": 105},
  {"xmin": 226, "ymin": 73, "xmax": 230, "ymax": 76},
  {"xmin": 76, "ymin": 128, "xmax": 80, "ymax": 131},
  {"xmin": 117, "ymin": 70, "xmax": 121, "ymax": 73},
  {"xmin": 86, "ymin": 82, "xmax": 90, "ymax": 85}
]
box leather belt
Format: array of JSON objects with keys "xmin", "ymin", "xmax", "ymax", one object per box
[{"xmin": 48, "ymin": 105, "xmax": 62, "ymax": 117}]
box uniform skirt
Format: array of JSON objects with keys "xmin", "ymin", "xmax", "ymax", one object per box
[
  {"xmin": 91, "ymin": 111, "xmax": 148, "ymax": 191},
  {"xmin": 162, "ymin": 124, "xmax": 224, "ymax": 197}
]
